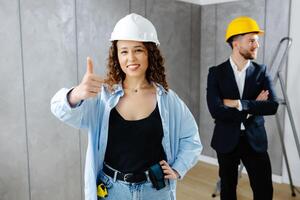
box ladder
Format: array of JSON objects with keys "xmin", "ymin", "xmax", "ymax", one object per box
[{"xmin": 270, "ymin": 37, "xmax": 300, "ymax": 196}]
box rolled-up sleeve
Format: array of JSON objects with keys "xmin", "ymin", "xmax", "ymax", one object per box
[
  {"xmin": 170, "ymin": 95, "xmax": 202, "ymax": 178},
  {"xmin": 50, "ymin": 88, "xmax": 94, "ymax": 129}
]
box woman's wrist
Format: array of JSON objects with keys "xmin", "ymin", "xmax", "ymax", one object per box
[
  {"xmin": 172, "ymin": 168, "xmax": 180, "ymax": 179},
  {"xmin": 67, "ymin": 88, "xmax": 81, "ymax": 107}
]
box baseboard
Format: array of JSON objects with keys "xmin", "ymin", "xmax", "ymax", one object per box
[
  {"xmin": 199, "ymin": 155, "xmax": 283, "ymax": 184},
  {"xmin": 199, "ymin": 154, "xmax": 219, "ymax": 165}
]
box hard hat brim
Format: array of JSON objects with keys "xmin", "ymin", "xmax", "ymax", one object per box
[
  {"xmin": 109, "ymin": 38, "xmax": 160, "ymax": 46},
  {"xmin": 226, "ymin": 30, "xmax": 264, "ymax": 42}
]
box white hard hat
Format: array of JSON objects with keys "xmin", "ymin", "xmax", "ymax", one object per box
[{"xmin": 110, "ymin": 13, "xmax": 160, "ymax": 46}]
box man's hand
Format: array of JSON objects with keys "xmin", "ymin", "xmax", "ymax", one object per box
[
  {"xmin": 223, "ymin": 99, "xmax": 239, "ymax": 108},
  {"xmin": 68, "ymin": 57, "xmax": 104, "ymax": 106},
  {"xmin": 256, "ymin": 90, "xmax": 269, "ymax": 100},
  {"xmin": 160, "ymin": 160, "xmax": 180, "ymax": 180},
  {"xmin": 223, "ymin": 90, "xmax": 269, "ymax": 109}
]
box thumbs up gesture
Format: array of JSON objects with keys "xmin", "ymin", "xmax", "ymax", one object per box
[{"xmin": 68, "ymin": 57, "xmax": 104, "ymax": 106}]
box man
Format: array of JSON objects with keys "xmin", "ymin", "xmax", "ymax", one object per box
[{"xmin": 206, "ymin": 16, "xmax": 279, "ymax": 200}]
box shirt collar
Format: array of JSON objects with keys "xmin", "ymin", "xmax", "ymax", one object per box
[{"xmin": 229, "ymin": 56, "xmax": 250, "ymax": 73}]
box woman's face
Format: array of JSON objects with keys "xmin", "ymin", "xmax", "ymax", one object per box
[{"xmin": 117, "ymin": 40, "xmax": 148, "ymax": 78}]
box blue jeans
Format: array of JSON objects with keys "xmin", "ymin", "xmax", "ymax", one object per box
[{"xmin": 98, "ymin": 171, "xmax": 172, "ymax": 200}]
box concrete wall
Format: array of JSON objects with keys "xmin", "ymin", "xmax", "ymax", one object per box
[
  {"xmin": 198, "ymin": 0, "xmax": 291, "ymax": 176},
  {"xmin": 0, "ymin": 1, "xmax": 29, "ymax": 200},
  {"xmin": 0, "ymin": 0, "xmax": 296, "ymax": 199},
  {"xmin": 0, "ymin": 0, "xmax": 200, "ymax": 199},
  {"xmin": 284, "ymin": 0, "xmax": 300, "ymax": 186}
]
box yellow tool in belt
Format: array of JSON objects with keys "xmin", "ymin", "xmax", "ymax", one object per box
[{"xmin": 97, "ymin": 183, "xmax": 108, "ymax": 198}]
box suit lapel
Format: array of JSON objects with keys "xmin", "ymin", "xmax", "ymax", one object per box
[
  {"xmin": 242, "ymin": 62, "xmax": 255, "ymax": 99},
  {"xmin": 224, "ymin": 60, "xmax": 241, "ymax": 98}
]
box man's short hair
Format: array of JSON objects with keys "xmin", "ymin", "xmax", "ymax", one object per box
[
  {"xmin": 227, "ymin": 34, "xmax": 244, "ymax": 49},
  {"xmin": 227, "ymin": 32, "xmax": 259, "ymax": 49}
]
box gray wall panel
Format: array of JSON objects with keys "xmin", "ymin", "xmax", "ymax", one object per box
[
  {"xmin": 130, "ymin": 0, "xmax": 146, "ymax": 15},
  {"xmin": 190, "ymin": 4, "xmax": 201, "ymax": 123},
  {"xmin": 77, "ymin": 0, "xmax": 130, "ymax": 77},
  {"xmin": 215, "ymin": 0, "xmax": 266, "ymax": 64},
  {"xmin": 264, "ymin": 0, "xmax": 290, "ymax": 175},
  {"xmin": 199, "ymin": 5, "xmax": 217, "ymax": 157},
  {"xmin": 20, "ymin": 0, "xmax": 81, "ymax": 199},
  {"xmin": 0, "ymin": 1, "xmax": 29, "ymax": 200},
  {"xmin": 147, "ymin": 0, "xmax": 192, "ymax": 105},
  {"xmin": 285, "ymin": 0, "xmax": 300, "ymax": 185},
  {"xmin": 264, "ymin": 0, "xmax": 290, "ymax": 67}
]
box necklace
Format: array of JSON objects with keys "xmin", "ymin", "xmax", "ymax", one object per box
[
  {"xmin": 126, "ymin": 88, "xmax": 139, "ymax": 93},
  {"xmin": 125, "ymin": 88, "xmax": 144, "ymax": 93},
  {"xmin": 123, "ymin": 84, "xmax": 152, "ymax": 93}
]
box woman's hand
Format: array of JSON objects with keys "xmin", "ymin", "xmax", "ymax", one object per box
[
  {"xmin": 68, "ymin": 57, "xmax": 104, "ymax": 106},
  {"xmin": 159, "ymin": 160, "xmax": 180, "ymax": 180}
]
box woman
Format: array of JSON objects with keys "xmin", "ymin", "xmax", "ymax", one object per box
[{"xmin": 51, "ymin": 13, "xmax": 202, "ymax": 200}]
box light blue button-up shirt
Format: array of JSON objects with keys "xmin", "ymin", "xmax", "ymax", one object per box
[{"xmin": 51, "ymin": 83, "xmax": 202, "ymax": 200}]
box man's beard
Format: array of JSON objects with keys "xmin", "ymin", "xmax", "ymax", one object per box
[{"xmin": 239, "ymin": 48, "xmax": 257, "ymax": 60}]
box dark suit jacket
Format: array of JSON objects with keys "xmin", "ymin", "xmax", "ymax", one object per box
[{"xmin": 206, "ymin": 60, "xmax": 279, "ymax": 153}]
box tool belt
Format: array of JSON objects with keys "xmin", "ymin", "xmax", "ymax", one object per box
[{"xmin": 103, "ymin": 164, "xmax": 148, "ymax": 183}]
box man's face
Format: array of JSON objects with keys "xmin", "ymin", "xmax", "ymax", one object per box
[{"xmin": 236, "ymin": 33, "xmax": 260, "ymax": 60}]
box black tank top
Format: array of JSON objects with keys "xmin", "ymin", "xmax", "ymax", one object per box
[{"xmin": 104, "ymin": 104, "xmax": 166, "ymax": 173}]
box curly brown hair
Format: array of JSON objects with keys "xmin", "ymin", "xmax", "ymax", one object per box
[{"xmin": 104, "ymin": 41, "xmax": 168, "ymax": 91}]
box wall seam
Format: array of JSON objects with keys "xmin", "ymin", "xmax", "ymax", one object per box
[
  {"xmin": 17, "ymin": 0, "xmax": 31, "ymax": 199},
  {"xmin": 286, "ymin": 0, "xmax": 292, "ymax": 85},
  {"xmin": 74, "ymin": 0, "xmax": 83, "ymax": 199},
  {"xmin": 145, "ymin": 0, "xmax": 147, "ymax": 17},
  {"xmin": 213, "ymin": 4, "xmax": 217, "ymax": 159},
  {"xmin": 198, "ymin": 5, "xmax": 201, "ymax": 124},
  {"xmin": 214, "ymin": 5, "xmax": 217, "ymax": 66},
  {"xmin": 189, "ymin": 3, "xmax": 192, "ymax": 107},
  {"xmin": 263, "ymin": 0, "xmax": 267, "ymax": 64}
]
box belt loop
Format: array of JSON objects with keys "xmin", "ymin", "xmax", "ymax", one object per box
[{"xmin": 113, "ymin": 171, "xmax": 118, "ymax": 182}]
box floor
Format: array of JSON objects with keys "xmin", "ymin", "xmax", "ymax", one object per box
[{"xmin": 177, "ymin": 161, "xmax": 300, "ymax": 200}]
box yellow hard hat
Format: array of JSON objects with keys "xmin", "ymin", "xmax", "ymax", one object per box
[{"xmin": 225, "ymin": 16, "xmax": 264, "ymax": 42}]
